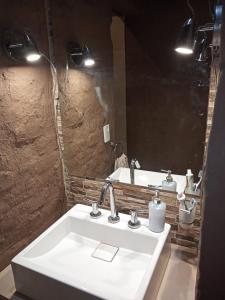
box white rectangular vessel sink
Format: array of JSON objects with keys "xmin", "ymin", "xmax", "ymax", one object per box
[
  {"xmin": 108, "ymin": 167, "xmax": 186, "ymax": 193},
  {"xmin": 12, "ymin": 204, "xmax": 171, "ymax": 300}
]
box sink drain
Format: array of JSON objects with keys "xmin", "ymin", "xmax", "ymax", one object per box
[{"xmin": 91, "ymin": 243, "xmax": 119, "ymax": 262}]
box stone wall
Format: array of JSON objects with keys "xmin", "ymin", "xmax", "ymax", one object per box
[
  {"xmin": 204, "ymin": 59, "xmax": 219, "ymax": 155},
  {"xmin": 51, "ymin": 0, "xmax": 116, "ymax": 179},
  {"xmin": 0, "ymin": 0, "xmax": 65, "ymax": 271}
]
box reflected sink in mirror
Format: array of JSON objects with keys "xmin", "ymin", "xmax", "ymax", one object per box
[
  {"xmin": 12, "ymin": 204, "xmax": 171, "ymax": 300},
  {"xmin": 108, "ymin": 167, "xmax": 187, "ymax": 194}
]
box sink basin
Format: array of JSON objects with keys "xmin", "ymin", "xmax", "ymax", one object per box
[
  {"xmin": 108, "ymin": 167, "xmax": 186, "ymax": 193},
  {"xmin": 12, "ymin": 204, "xmax": 171, "ymax": 300}
]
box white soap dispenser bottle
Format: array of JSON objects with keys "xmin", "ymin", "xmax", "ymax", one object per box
[
  {"xmin": 161, "ymin": 170, "xmax": 177, "ymax": 192},
  {"xmin": 149, "ymin": 190, "xmax": 166, "ymax": 233}
]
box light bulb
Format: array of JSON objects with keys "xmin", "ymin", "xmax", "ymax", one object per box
[
  {"xmin": 26, "ymin": 53, "xmax": 41, "ymax": 62},
  {"xmin": 84, "ymin": 58, "xmax": 95, "ymax": 67},
  {"xmin": 175, "ymin": 47, "xmax": 193, "ymax": 55}
]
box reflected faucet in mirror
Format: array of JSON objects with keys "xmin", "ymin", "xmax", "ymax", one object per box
[
  {"xmin": 98, "ymin": 180, "xmax": 120, "ymax": 223},
  {"xmin": 130, "ymin": 158, "xmax": 141, "ymax": 184}
]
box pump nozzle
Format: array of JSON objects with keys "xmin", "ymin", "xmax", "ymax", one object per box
[
  {"xmin": 161, "ymin": 169, "xmax": 173, "ymax": 182},
  {"xmin": 152, "ymin": 190, "xmax": 161, "ymax": 204}
]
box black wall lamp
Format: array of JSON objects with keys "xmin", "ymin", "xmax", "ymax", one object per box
[
  {"xmin": 174, "ymin": 0, "xmax": 220, "ymax": 60},
  {"xmin": 2, "ymin": 29, "xmax": 41, "ymax": 63},
  {"xmin": 175, "ymin": 20, "xmax": 214, "ymax": 58},
  {"xmin": 68, "ymin": 42, "xmax": 95, "ymax": 68},
  {"xmin": 175, "ymin": 18, "xmax": 196, "ymax": 55}
]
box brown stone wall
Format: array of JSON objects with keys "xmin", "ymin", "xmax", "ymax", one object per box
[
  {"xmin": 0, "ymin": 0, "xmax": 65, "ymax": 271},
  {"xmin": 204, "ymin": 62, "xmax": 218, "ymax": 156},
  {"xmin": 51, "ymin": 0, "xmax": 115, "ymax": 179}
]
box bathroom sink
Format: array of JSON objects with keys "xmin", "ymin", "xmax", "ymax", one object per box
[
  {"xmin": 108, "ymin": 167, "xmax": 186, "ymax": 193},
  {"xmin": 12, "ymin": 204, "xmax": 171, "ymax": 300}
]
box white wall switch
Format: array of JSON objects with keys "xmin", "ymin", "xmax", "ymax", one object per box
[{"xmin": 103, "ymin": 124, "xmax": 110, "ymax": 143}]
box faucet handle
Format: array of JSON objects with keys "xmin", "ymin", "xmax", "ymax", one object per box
[
  {"xmin": 128, "ymin": 210, "xmax": 141, "ymax": 229},
  {"xmin": 89, "ymin": 201, "xmax": 102, "ymax": 219},
  {"xmin": 135, "ymin": 160, "xmax": 141, "ymax": 169},
  {"xmin": 130, "ymin": 158, "xmax": 141, "ymax": 169}
]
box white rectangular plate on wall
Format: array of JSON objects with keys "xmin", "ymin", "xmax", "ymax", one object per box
[{"xmin": 103, "ymin": 124, "xmax": 110, "ymax": 143}]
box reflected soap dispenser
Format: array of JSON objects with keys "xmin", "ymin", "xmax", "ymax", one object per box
[
  {"xmin": 149, "ymin": 190, "xmax": 166, "ymax": 233},
  {"xmin": 161, "ymin": 170, "xmax": 177, "ymax": 192},
  {"xmin": 185, "ymin": 169, "xmax": 194, "ymax": 194}
]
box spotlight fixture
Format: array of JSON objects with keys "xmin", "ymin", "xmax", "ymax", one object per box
[
  {"xmin": 2, "ymin": 29, "xmax": 41, "ymax": 63},
  {"xmin": 83, "ymin": 46, "xmax": 95, "ymax": 67},
  {"xmin": 68, "ymin": 43, "xmax": 95, "ymax": 68},
  {"xmin": 175, "ymin": 1, "xmax": 222, "ymax": 61},
  {"xmin": 175, "ymin": 18, "xmax": 196, "ymax": 55}
]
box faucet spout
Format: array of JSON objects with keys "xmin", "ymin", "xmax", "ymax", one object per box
[
  {"xmin": 130, "ymin": 158, "xmax": 141, "ymax": 184},
  {"xmin": 98, "ymin": 181, "xmax": 120, "ymax": 223},
  {"xmin": 98, "ymin": 181, "xmax": 111, "ymax": 206}
]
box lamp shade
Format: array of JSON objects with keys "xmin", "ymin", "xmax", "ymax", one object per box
[
  {"xmin": 175, "ymin": 18, "xmax": 195, "ymax": 55},
  {"xmin": 69, "ymin": 43, "xmax": 95, "ymax": 67},
  {"xmin": 3, "ymin": 30, "xmax": 41, "ymax": 62}
]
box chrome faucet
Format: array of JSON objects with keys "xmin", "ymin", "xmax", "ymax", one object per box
[
  {"xmin": 98, "ymin": 181, "xmax": 120, "ymax": 223},
  {"xmin": 130, "ymin": 158, "xmax": 141, "ymax": 184}
]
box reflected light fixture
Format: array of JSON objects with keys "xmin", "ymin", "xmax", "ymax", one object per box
[
  {"xmin": 175, "ymin": 0, "xmax": 219, "ymax": 59},
  {"xmin": 3, "ymin": 29, "xmax": 41, "ymax": 63},
  {"xmin": 175, "ymin": 18, "xmax": 195, "ymax": 55},
  {"xmin": 69, "ymin": 43, "xmax": 95, "ymax": 67},
  {"xmin": 23, "ymin": 33, "xmax": 41, "ymax": 62}
]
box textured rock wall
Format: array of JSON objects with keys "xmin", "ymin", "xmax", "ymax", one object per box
[
  {"xmin": 51, "ymin": 0, "xmax": 115, "ymax": 179},
  {"xmin": 0, "ymin": 0, "xmax": 65, "ymax": 271}
]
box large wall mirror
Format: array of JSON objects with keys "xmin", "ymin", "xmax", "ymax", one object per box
[{"xmin": 54, "ymin": 0, "xmax": 212, "ymax": 196}]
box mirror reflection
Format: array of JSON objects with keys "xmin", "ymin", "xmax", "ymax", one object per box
[{"xmin": 57, "ymin": 0, "xmax": 211, "ymax": 196}]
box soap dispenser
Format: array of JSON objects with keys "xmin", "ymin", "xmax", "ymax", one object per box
[
  {"xmin": 185, "ymin": 169, "xmax": 194, "ymax": 194},
  {"xmin": 161, "ymin": 170, "xmax": 177, "ymax": 192},
  {"xmin": 149, "ymin": 190, "xmax": 166, "ymax": 233}
]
